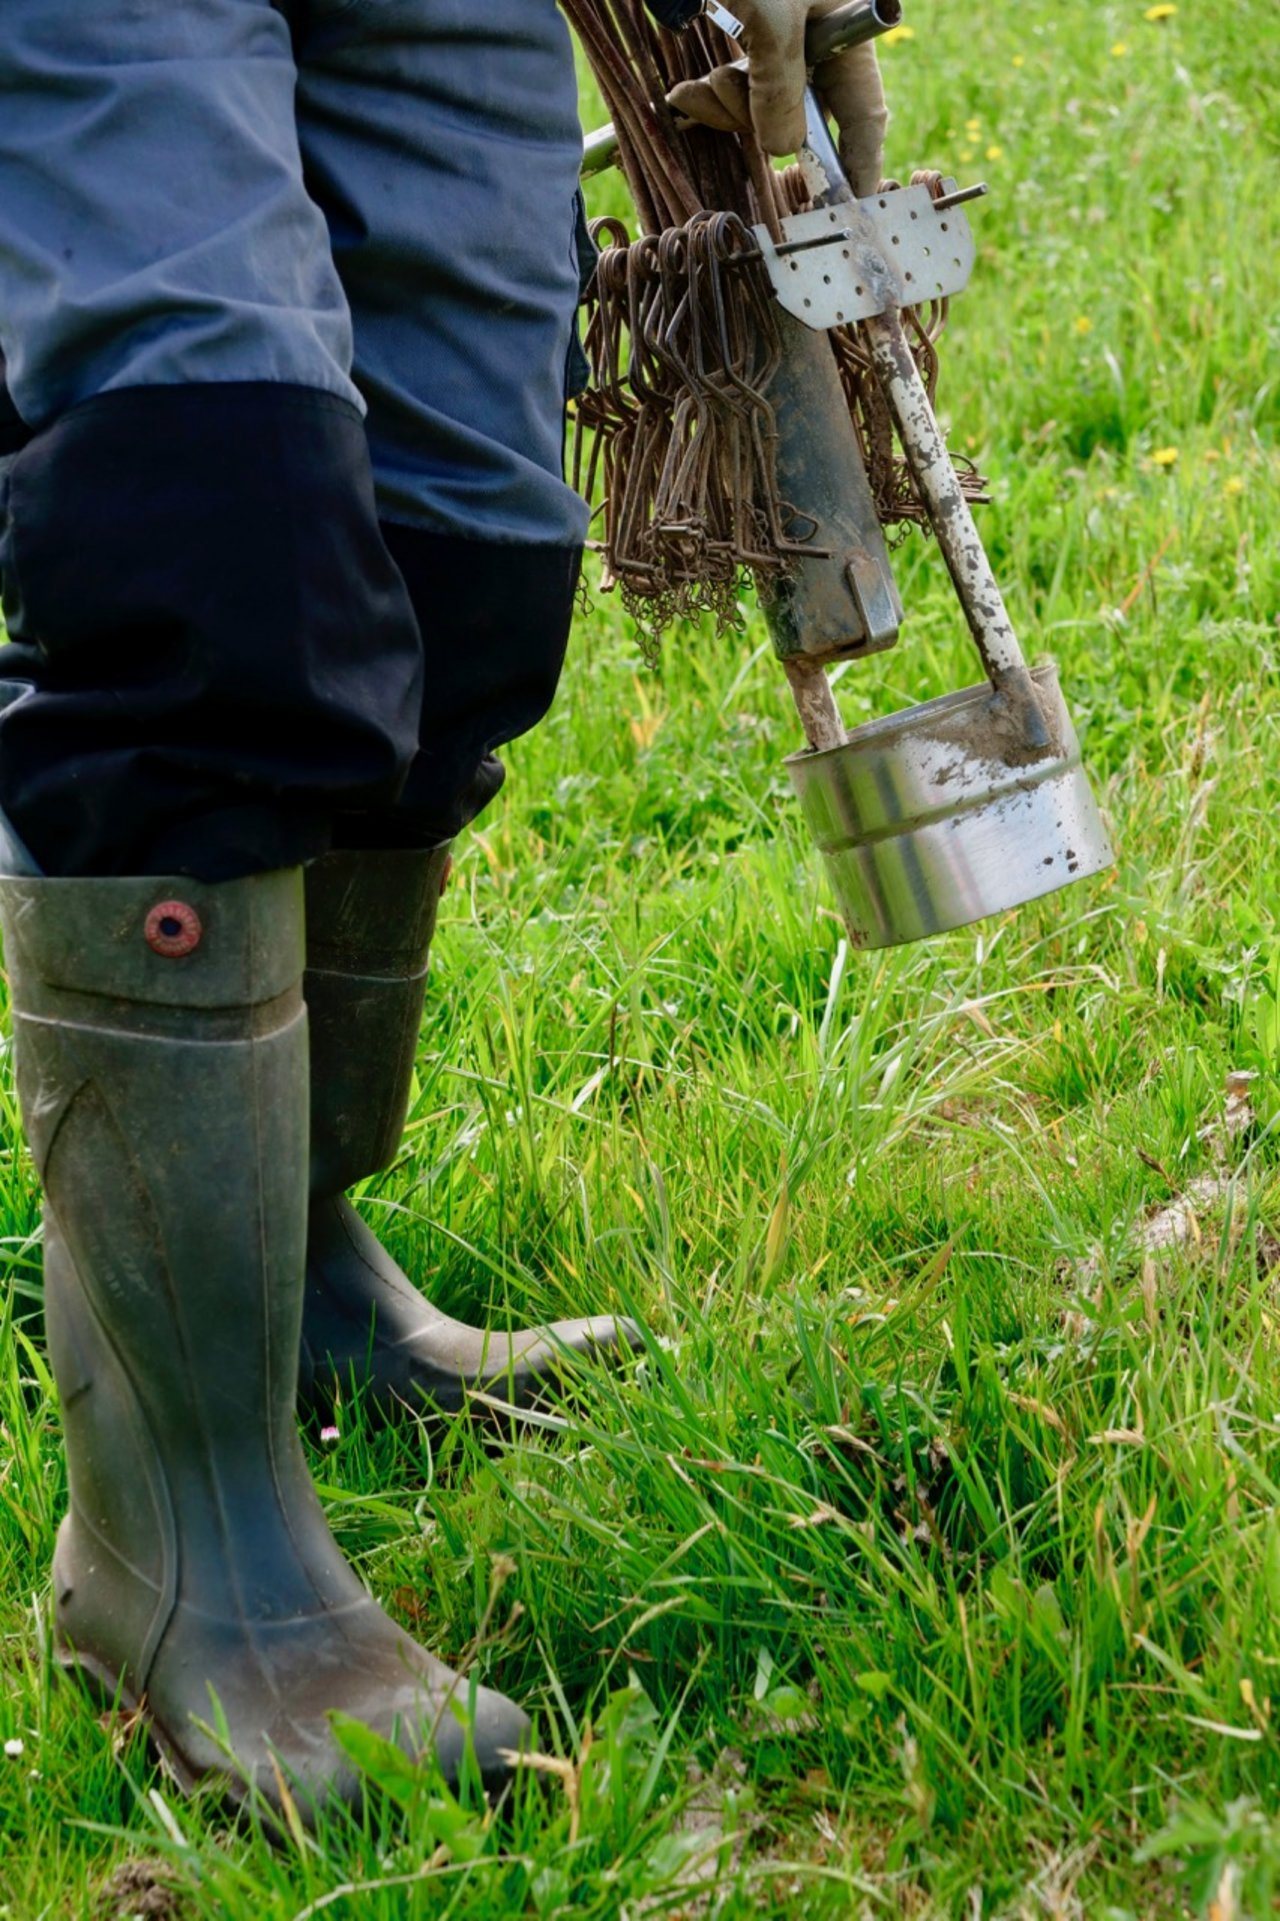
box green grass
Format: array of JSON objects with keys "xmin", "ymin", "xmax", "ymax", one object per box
[{"xmin": 2, "ymin": 2, "xmax": 1279, "ymax": 1914}]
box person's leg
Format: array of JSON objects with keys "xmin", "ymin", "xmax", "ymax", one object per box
[
  {"xmin": 0, "ymin": 0, "xmax": 422, "ymax": 881},
  {"xmin": 289, "ymin": 1, "xmax": 632, "ymax": 1420},
  {"xmin": 0, "ymin": 0, "xmax": 524, "ymax": 1815},
  {"xmin": 290, "ymin": 0, "xmax": 589, "ymax": 556},
  {"xmin": 0, "ymin": 864, "xmax": 526, "ymax": 1815},
  {"xmin": 0, "ymin": 382, "xmax": 423, "ymax": 880}
]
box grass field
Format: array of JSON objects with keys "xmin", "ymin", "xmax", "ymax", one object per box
[{"xmin": 2, "ymin": 3, "xmax": 1279, "ymax": 1914}]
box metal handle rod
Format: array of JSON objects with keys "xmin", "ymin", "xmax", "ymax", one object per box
[
  {"xmin": 863, "ymin": 311, "xmax": 1033, "ymax": 694},
  {"xmin": 580, "ymin": 0, "xmax": 903, "ymax": 178},
  {"xmin": 862, "ymin": 295, "xmax": 1050, "ymax": 745},
  {"xmin": 796, "ymin": 85, "xmax": 1050, "ymax": 747},
  {"xmin": 806, "ymin": 0, "xmax": 903, "ymax": 66},
  {"xmin": 784, "ymin": 657, "xmax": 847, "ymax": 751}
]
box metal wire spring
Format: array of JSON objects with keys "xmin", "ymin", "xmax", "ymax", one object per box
[{"xmin": 572, "ymin": 210, "xmax": 822, "ymax": 652}]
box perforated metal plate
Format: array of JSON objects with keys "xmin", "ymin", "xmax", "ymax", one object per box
[{"xmin": 753, "ymin": 183, "xmax": 976, "ymax": 330}]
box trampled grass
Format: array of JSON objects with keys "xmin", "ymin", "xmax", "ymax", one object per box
[{"xmin": 1, "ymin": 2, "xmax": 1278, "ymax": 1914}]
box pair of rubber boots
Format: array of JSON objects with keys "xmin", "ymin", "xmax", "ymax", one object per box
[{"xmin": 0, "ymin": 849, "xmax": 629, "ymax": 1819}]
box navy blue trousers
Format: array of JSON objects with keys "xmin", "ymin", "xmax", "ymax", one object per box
[{"xmin": 0, "ymin": 1, "xmax": 590, "ymax": 878}]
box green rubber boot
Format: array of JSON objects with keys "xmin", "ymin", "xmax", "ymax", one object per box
[
  {"xmin": 0, "ymin": 868, "xmax": 528, "ymax": 1818},
  {"xmin": 301, "ymin": 846, "xmax": 634, "ymax": 1422}
]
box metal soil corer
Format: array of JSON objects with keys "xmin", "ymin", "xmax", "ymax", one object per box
[
  {"xmin": 575, "ymin": 0, "xmax": 1113, "ymax": 948},
  {"xmin": 788, "ymin": 663, "xmax": 1111, "ymax": 949},
  {"xmin": 764, "ymin": 81, "xmax": 1111, "ymax": 947}
]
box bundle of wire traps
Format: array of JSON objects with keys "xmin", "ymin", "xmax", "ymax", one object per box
[{"xmin": 565, "ymin": 0, "xmax": 988, "ymax": 651}]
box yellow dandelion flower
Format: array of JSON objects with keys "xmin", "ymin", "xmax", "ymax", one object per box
[
  {"xmin": 1111, "ymin": 41, "xmax": 1130, "ymax": 56},
  {"xmin": 1011, "ymin": 53, "xmax": 1026, "ymax": 67},
  {"xmin": 1074, "ymin": 316, "xmax": 1093, "ymax": 335},
  {"xmin": 986, "ymin": 144, "xmax": 1004, "ymax": 160},
  {"xmin": 882, "ymin": 23, "xmax": 915, "ymax": 42},
  {"xmin": 959, "ymin": 147, "xmax": 975, "ymax": 164},
  {"xmin": 1224, "ymin": 476, "xmax": 1245, "ymax": 496},
  {"xmin": 1150, "ymin": 447, "xmax": 1179, "ymax": 467},
  {"xmin": 965, "ymin": 117, "xmax": 982, "ymax": 134},
  {"xmin": 1144, "ymin": 4, "xmax": 1177, "ymax": 19}
]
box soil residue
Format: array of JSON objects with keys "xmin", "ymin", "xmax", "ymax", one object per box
[{"xmin": 927, "ymin": 671, "xmax": 1066, "ymax": 782}]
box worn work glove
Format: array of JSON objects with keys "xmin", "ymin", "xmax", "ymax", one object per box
[{"xmin": 666, "ymin": 2, "xmax": 889, "ymax": 196}]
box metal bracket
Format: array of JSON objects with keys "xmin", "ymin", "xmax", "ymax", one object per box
[
  {"xmin": 753, "ymin": 182, "xmax": 977, "ymax": 332},
  {"xmin": 844, "ymin": 554, "xmax": 901, "ymax": 651}
]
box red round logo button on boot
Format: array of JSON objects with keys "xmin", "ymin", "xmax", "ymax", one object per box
[{"xmin": 144, "ymin": 900, "xmax": 203, "ymax": 958}]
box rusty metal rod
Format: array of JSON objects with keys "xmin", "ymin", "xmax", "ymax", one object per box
[
  {"xmin": 784, "ymin": 657, "xmax": 847, "ymax": 752},
  {"xmin": 580, "ymin": 0, "xmax": 904, "ymax": 177}
]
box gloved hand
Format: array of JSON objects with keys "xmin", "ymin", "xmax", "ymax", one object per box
[{"xmin": 666, "ymin": 2, "xmax": 889, "ymax": 196}]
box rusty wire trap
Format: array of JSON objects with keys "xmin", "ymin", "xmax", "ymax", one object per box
[{"xmin": 571, "ymin": 182, "xmax": 988, "ymax": 648}]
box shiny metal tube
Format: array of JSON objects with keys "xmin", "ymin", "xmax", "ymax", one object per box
[
  {"xmin": 786, "ymin": 664, "xmax": 1114, "ymax": 949},
  {"xmin": 806, "ymin": 0, "xmax": 903, "ymax": 67}
]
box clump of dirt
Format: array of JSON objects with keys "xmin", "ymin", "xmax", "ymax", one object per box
[
  {"xmin": 927, "ymin": 671, "xmax": 1065, "ymax": 776},
  {"xmin": 94, "ymin": 1858, "xmax": 188, "ymax": 1921}
]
